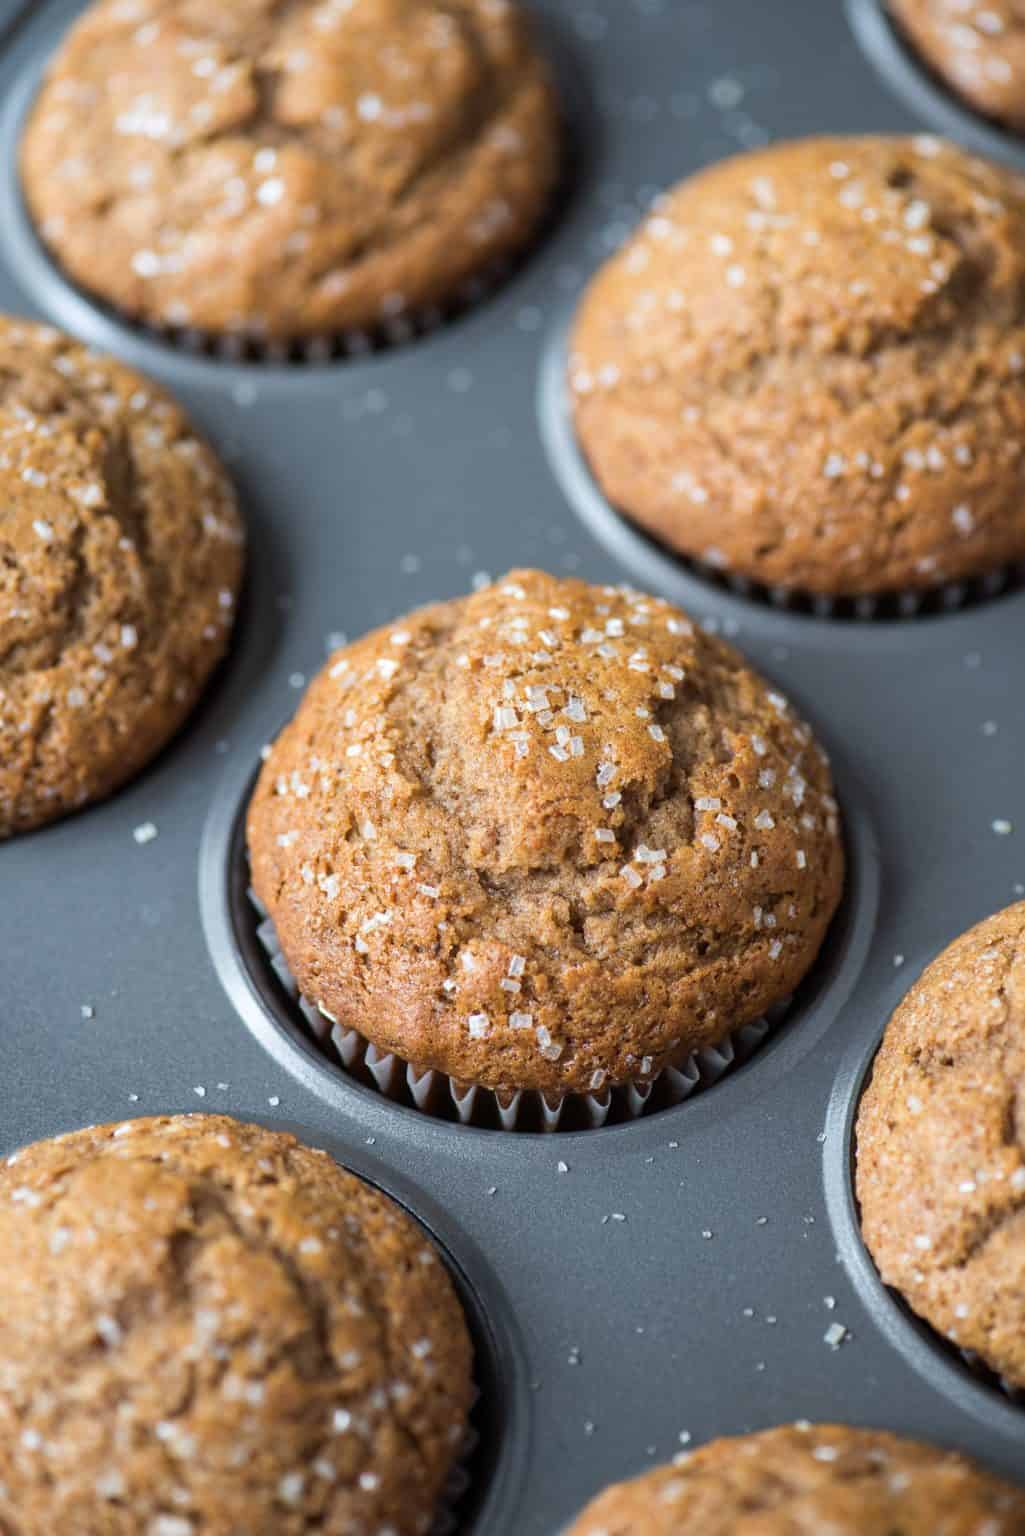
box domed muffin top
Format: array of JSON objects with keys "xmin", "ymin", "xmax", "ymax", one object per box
[
  {"xmin": 570, "ymin": 135, "xmax": 1025, "ymax": 596},
  {"xmin": 566, "ymin": 1422, "xmax": 1025, "ymax": 1535},
  {"xmin": 0, "ymin": 1114, "xmax": 474, "ymax": 1535},
  {"xmin": 0, "ymin": 318, "xmax": 242, "ymax": 836},
  {"xmin": 857, "ymin": 900, "xmax": 1025, "ymax": 1391},
  {"xmin": 890, "ymin": 1, "xmax": 1025, "ymax": 132},
  {"xmin": 21, "ymin": 0, "xmax": 561, "ymax": 339},
  {"xmin": 247, "ymin": 569, "xmax": 844, "ymax": 1097}
]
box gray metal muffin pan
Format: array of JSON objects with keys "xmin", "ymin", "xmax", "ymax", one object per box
[
  {"xmin": 1, "ymin": 0, "xmax": 1024, "ymax": 1527},
  {"xmin": 849, "ymin": 0, "xmax": 1025, "ymax": 170}
]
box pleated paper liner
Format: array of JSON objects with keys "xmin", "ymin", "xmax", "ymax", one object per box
[
  {"xmin": 250, "ymin": 887, "xmax": 792, "ymax": 1134},
  {"xmin": 118, "ymin": 265, "xmax": 514, "ymax": 367},
  {"xmin": 685, "ymin": 555, "xmax": 1025, "ymax": 622},
  {"xmin": 432, "ymin": 1402, "xmax": 480, "ymax": 1536},
  {"xmin": 540, "ymin": 318, "xmax": 1025, "ymax": 624},
  {"xmin": 957, "ymin": 1348, "xmax": 1025, "ymax": 1411},
  {"xmin": 882, "ymin": 1286, "xmax": 1025, "ymax": 1413},
  {"xmin": 601, "ymin": 507, "xmax": 1025, "ymax": 621},
  {"xmin": 33, "ymin": 258, "xmax": 511, "ymax": 367}
]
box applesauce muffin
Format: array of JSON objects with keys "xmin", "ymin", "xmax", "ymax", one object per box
[
  {"xmin": 247, "ymin": 569, "xmax": 844, "ymax": 1102},
  {"xmin": 0, "ymin": 1114, "xmax": 474, "ymax": 1535},
  {"xmin": 0, "ymin": 317, "xmax": 243, "ymax": 837},
  {"xmin": 569, "ymin": 135, "xmax": 1025, "ymax": 598},
  {"xmin": 20, "ymin": 0, "xmax": 561, "ymax": 343},
  {"xmin": 857, "ymin": 901, "xmax": 1025, "ymax": 1391},
  {"xmin": 890, "ymin": 2, "xmax": 1025, "ymax": 132},
  {"xmin": 565, "ymin": 1422, "xmax": 1025, "ymax": 1535}
]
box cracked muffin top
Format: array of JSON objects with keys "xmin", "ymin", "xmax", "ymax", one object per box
[
  {"xmin": 246, "ymin": 569, "xmax": 844, "ymax": 1099},
  {"xmin": 20, "ymin": 0, "xmax": 561, "ymax": 341},
  {"xmin": 0, "ymin": 318, "xmax": 243, "ymax": 838},
  {"xmin": 857, "ymin": 901, "xmax": 1025, "ymax": 1391},
  {"xmin": 890, "ymin": 2, "xmax": 1025, "ymax": 132},
  {"xmin": 565, "ymin": 1422, "xmax": 1025, "ymax": 1535},
  {"xmin": 0, "ymin": 1114, "xmax": 474, "ymax": 1536},
  {"xmin": 569, "ymin": 135, "xmax": 1025, "ymax": 597}
]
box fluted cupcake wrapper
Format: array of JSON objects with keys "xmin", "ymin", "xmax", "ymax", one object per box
[
  {"xmin": 955, "ymin": 1346, "xmax": 1025, "ymax": 1409},
  {"xmin": 101, "ymin": 261, "xmax": 517, "ymax": 368},
  {"xmin": 680, "ymin": 553, "xmax": 1025, "ymax": 622},
  {"xmin": 431, "ymin": 1406, "xmax": 479, "ymax": 1536},
  {"xmin": 251, "ymin": 889, "xmax": 791, "ymax": 1133}
]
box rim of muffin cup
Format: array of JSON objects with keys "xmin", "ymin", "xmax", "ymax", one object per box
[
  {"xmin": 848, "ymin": 0, "xmax": 1025, "ymax": 167},
  {"xmin": 824, "ymin": 987, "xmax": 1025, "ymax": 1439},
  {"xmin": 199, "ymin": 738, "xmax": 870, "ymax": 1137},
  {"xmin": 0, "ymin": 1111, "xmax": 530, "ymax": 1535},
  {"xmin": 537, "ymin": 305, "xmax": 1025, "ymax": 630},
  {"xmin": 1, "ymin": 18, "xmax": 592, "ymax": 370}
]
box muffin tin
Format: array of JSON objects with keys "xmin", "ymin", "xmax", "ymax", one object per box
[
  {"xmin": 1, "ymin": 0, "xmax": 1024, "ymax": 1528},
  {"xmin": 849, "ymin": 0, "xmax": 1025, "ymax": 169}
]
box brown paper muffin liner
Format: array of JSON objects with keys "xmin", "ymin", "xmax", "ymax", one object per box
[
  {"xmin": 548, "ymin": 325, "xmax": 1025, "ymax": 624},
  {"xmin": 431, "ymin": 1401, "xmax": 479, "ymax": 1536},
  {"xmin": 955, "ymin": 1348, "xmax": 1025, "ymax": 1409},
  {"xmin": 132, "ymin": 262, "xmax": 513, "ymax": 366},
  {"xmin": 662, "ymin": 548, "xmax": 1025, "ymax": 623},
  {"xmin": 250, "ymin": 888, "xmax": 791, "ymax": 1132}
]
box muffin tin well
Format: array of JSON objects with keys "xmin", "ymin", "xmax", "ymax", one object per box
[
  {"xmin": 304, "ymin": 1134, "xmax": 531, "ymax": 1535},
  {"xmin": 220, "ymin": 1122, "xmax": 529, "ymax": 1533},
  {"xmin": 3, "ymin": 0, "xmax": 1025, "ymax": 1528},
  {"xmin": 848, "ymin": 0, "xmax": 1025, "ymax": 169},
  {"xmin": 200, "ymin": 743, "xmax": 878, "ymax": 1136},
  {"xmin": 0, "ymin": 13, "xmax": 592, "ymax": 369},
  {"xmin": 824, "ymin": 1009, "xmax": 1025, "ymax": 1444},
  {"xmin": 539, "ymin": 305, "xmax": 1025, "ymax": 628}
]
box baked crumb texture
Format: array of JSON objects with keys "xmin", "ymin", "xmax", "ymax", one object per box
[
  {"xmin": 0, "ymin": 1114, "xmax": 474, "ymax": 1536},
  {"xmin": 0, "ymin": 317, "xmax": 243, "ymax": 837},
  {"xmin": 20, "ymin": 0, "xmax": 561, "ymax": 342},
  {"xmin": 891, "ymin": 1, "xmax": 1025, "ymax": 131},
  {"xmin": 570, "ymin": 135, "xmax": 1025, "ymax": 597},
  {"xmin": 857, "ymin": 900, "xmax": 1025, "ymax": 1392},
  {"xmin": 565, "ymin": 1422, "xmax": 1025, "ymax": 1535},
  {"xmin": 248, "ymin": 569, "xmax": 845, "ymax": 1101}
]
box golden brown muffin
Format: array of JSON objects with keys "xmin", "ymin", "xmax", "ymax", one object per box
[
  {"xmin": 0, "ymin": 318, "xmax": 243, "ymax": 837},
  {"xmin": 569, "ymin": 135, "xmax": 1025, "ymax": 598},
  {"xmin": 565, "ymin": 1423, "xmax": 1025, "ymax": 1535},
  {"xmin": 20, "ymin": 0, "xmax": 561, "ymax": 342},
  {"xmin": 247, "ymin": 569, "xmax": 844, "ymax": 1100},
  {"xmin": 857, "ymin": 901, "xmax": 1025, "ymax": 1391},
  {"xmin": 891, "ymin": 1, "xmax": 1025, "ymax": 131},
  {"xmin": 0, "ymin": 1114, "xmax": 474, "ymax": 1536}
]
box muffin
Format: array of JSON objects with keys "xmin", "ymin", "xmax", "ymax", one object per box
[
  {"xmin": 20, "ymin": 0, "xmax": 561, "ymax": 344},
  {"xmin": 0, "ymin": 1114, "xmax": 474, "ymax": 1535},
  {"xmin": 857, "ymin": 901, "xmax": 1025, "ymax": 1391},
  {"xmin": 565, "ymin": 1422, "xmax": 1025, "ymax": 1535},
  {"xmin": 569, "ymin": 135, "xmax": 1025, "ymax": 599},
  {"xmin": 0, "ymin": 318, "xmax": 243, "ymax": 837},
  {"xmin": 247, "ymin": 569, "xmax": 844, "ymax": 1105},
  {"xmin": 890, "ymin": 2, "xmax": 1025, "ymax": 132}
]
